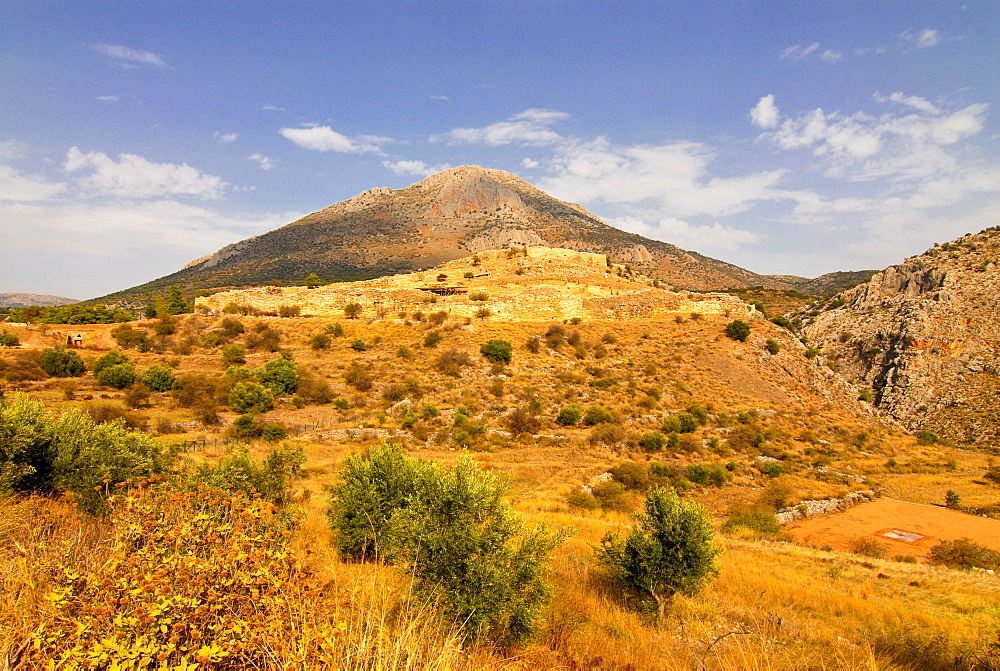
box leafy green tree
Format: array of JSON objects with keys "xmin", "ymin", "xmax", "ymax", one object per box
[
  {"xmin": 92, "ymin": 350, "xmax": 130, "ymax": 377},
  {"xmin": 140, "ymin": 365, "xmax": 177, "ymax": 393},
  {"xmin": 556, "ymin": 404, "xmax": 582, "ymax": 426},
  {"xmin": 327, "ymin": 444, "xmax": 568, "ymax": 643},
  {"xmin": 344, "ymin": 303, "xmax": 362, "ymax": 319},
  {"xmin": 164, "ymin": 285, "xmax": 192, "ymax": 315},
  {"xmin": 38, "ymin": 348, "xmax": 85, "ymax": 377},
  {"xmin": 257, "ymin": 357, "xmax": 299, "ymax": 395},
  {"xmin": 191, "ymin": 443, "xmax": 303, "ymax": 505},
  {"xmin": 725, "ymin": 320, "xmax": 751, "ymax": 342},
  {"xmin": 221, "ymin": 344, "xmax": 246, "ymax": 366},
  {"xmin": 304, "ymin": 273, "xmax": 322, "ymax": 288},
  {"xmin": 96, "ymin": 363, "xmax": 137, "ymax": 390},
  {"xmin": 0, "ymin": 330, "xmax": 20, "ymax": 347},
  {"xmin": 597, "ymin": 487, "xmax": 720, "ymax": 621},
  {"xmin": 0, "ymin": 394, "xmax": 165, "ymax": 514},
  {"xmin": 229, "ymin": 382, "xmax": 274, "ymax": 414},
  {"xmin": 945, "ymin": 490, "xmax": 962, "ymax": 509},
  {"xmin": 480, "ymin": 339, "xmax": 513, "ymax": 364}
]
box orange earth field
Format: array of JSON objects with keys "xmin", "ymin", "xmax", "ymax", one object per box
[{"xmin": 787, "ymin": 497, "xmax": 1000, "ymax": 560}]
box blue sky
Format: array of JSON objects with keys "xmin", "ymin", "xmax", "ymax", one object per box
[{"xmin": 2, "ymin": 1, "xmax": 998, "ymax": 299}]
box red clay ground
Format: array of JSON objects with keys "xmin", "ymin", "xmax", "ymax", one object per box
[{"xmin": 787, "ymin": 497, "xmax": 1000, "ymax": 560}]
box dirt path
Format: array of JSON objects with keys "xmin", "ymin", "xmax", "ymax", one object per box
[{"xmin": 787, "ymin": 497, "xmax": 1000, "ymax": 559}]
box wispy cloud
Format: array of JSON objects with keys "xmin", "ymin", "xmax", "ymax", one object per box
[
  {"xmin": 88, "ymin": 43, "xmax": 166, "ymax": 69},
  {"xmin": 64, "ymin": 147, "xmax": 227, "ymax": 199},
  {"xmin": 435, "ymin": 109, "xmax": 570, "ymax": 146},
  {"xmin": 430, "ymin": 95, "xmax": 450, "ymax": 101},
  {"xmin": 214, "ymin": 132, "xmax": 240, "ymax": 144},
  {"xmin": 382, "ymin": 159, "xmax": 451, "ymax": 177},
  {"xmin": 0, "ymin": 165, "xmax": 67, "ymax": 202},
  {"xmin": 902, "ymin": 28, "xmax": 941, "ymax": 48},
  {"xmin": 279, "ymin": 125, "xmax": 388, "ymax": 153},
  {"xmin": 781, "ymin": 42, "xmax": 821, "ymax": 61},
  {"xmin": 260, "ymin": 103, "xmax": 287, "ymax": 111},
  {"xmin": 248, "ymin": 153, "xmax": 275, "ymax": 170},
  {"xmin": 95, "ymin": 95, "xmax": 119, "ymax": 102}
]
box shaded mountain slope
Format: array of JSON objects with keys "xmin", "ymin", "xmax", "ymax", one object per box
[{"xmin": 98, "ymin": 166, "xmax": 789, "ymax": 303}]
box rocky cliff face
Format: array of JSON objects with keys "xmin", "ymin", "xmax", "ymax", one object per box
[
  {"xmin": 800, "ymin": 227, "xmax": 1000, "ymax": 446},
  {"xmin": 100, "ymin": 166, "xmax": 789, "ymax": 303}
]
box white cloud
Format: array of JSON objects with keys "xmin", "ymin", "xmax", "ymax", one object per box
[
  {"xmin": 759, "ymin": 94, "xmax": 989, "ymax": 181},
  {"xmin": 89, "ymin": 43, "xmax": 166, "ymax": 68},
  {"xmin": 781, "ymin": 42, "xmax": 821, "ymax": 61},
  {"xmin": 279, "ymin": 125, "xmax": 386, "ymax": 153},
  {"xmin": 750, "ymin": 94, "xmax": 780, "ymax": 129},
  {"xmin": 248, "ymin": 154, "xmax": 275, "ymax": 170},
  {"xmin": 214, "ymin": 132, "xmax": 240, "ymax": 144},
  {"xmin": 903, "ymin": 28, "xmax": 941, "ymax": 48},
  {"xmin": 260, "ymin": 103, "xmax": 287, "ymax": 111},
  {"xmin": 64, "ymin": 147, "xmax": 227, "ymax": 199},
  {"xmin": 613, "ymin": 216, "xmax": 758, "ymax": 252},
  {"xmin": 95, "ymin": 95, "xmax": 119, "ymax": 102},
  {"xmin": 820, "ymin": 49, "xmax": 843, "ymax": 63},
  {"xmin": 521, "ymin": 158, "xmax": 540, "ymax": 169},
  {"xmin": 436, "ymin": 108, "xmax": 570, "ymax": 146},
  {"xmin": 539, "ymin": 137, "xmax": 797, "ymax": 218},
  {"xmin": 381, "ymin": 159, "xmax": 451, "ymax": 177},
  {"xmin": 0, "ymin": 165, "xmax": 67, "ymax": 201},
  {"xmin": 430, "ymin": 95, "xmax": 450, "ymax": 101},
  {"xmin": 0, "ymin": 141, "xmax": 30, "ymax": 161}
]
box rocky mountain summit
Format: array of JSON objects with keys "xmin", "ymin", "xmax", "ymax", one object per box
[
  {"xmin": 800, "ymin": 227, "xmax": 1000, "ymax": 446},
  {"xmin": 100, "ymin": 166, "xmax": 788, "ymax": 303}
]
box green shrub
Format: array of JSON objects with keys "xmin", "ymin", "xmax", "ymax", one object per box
[
  {"xmin": 916, "ymin": 430, "xmax": 940, "ymax": 445},
  {"xmin": 423, "ymin": 330, "xmax": 442, "ymax": 348},
  {"xmin": 92, "ymin": 350, "xmax": 130, "ymax": 376},
  {"xmin": 765, "ymin": 339, "xmax": 780, "ymax": 355},
  {"xmin": 327, "ymin": 444, "xmax": 568, "ymax": 643},
  {"xmin": 310, "ymin": 333, "xmax": 331, "ymax": 350},
  {"xmin": 556, "ymin": 404, "xmax": 582, "ymax": 426},
  {"xmin": 344, "ymin": 303, "xmax": 362, "ymax": 319},
  {"xmin": 720, "ymin": 505, "xmax": 784, "ymax": 537},
  {"xmin": 662, "ymin": 412, "xmax": 699, "ymax": 434},
  {"xmin": 638, "ymin": 431, "xmax": 667, "ymax": 452},
  {"xmin": 191, "ymin": 443, "xmax": 303, "ymax": 505},
  {"xmin": 258, "ymin": 357, "xmax": 299, "ymax": 395},
  {"xmin": 480, "ymin": 339, "xmax": 513, "ymax": 364},
  {"xmin": 597, "ymin": 487, "xmax": 720, "ymax": 620},
  {"xmin": 759, "ymin": 461, "xmax": 787, "ymax": 478},
  {"xmin": 984, "ymin": 465, "xmax": 1000, "ymax": 485},
  {"xmin": 350, "ymin": 338, "xmax": 366, "ymax": 352},
  {"xmin": 590, "ymin": 481, "xmax": 632, "ymax": 512},
  {"xmin": 849, "ymin": 536, "xmax": 888, "ymax": 559},
  {"xmin": 228, "ymin": 382, "xmax": 275, "ymax": 414},
  {"xmin": 344, "ymin": 363, "xmax": 373, "ymax": 391},
  {"xmin": 96, "ymin": 363, "xmax": 137, "ymax": 390},
  {"xmin": 928, "ymin": 537, "xmax": 1000, "ymax": 571},
  {"xmin": 567, "ymin": 488, "xmax": 601, "ymax": 510},
  {"xmin": 611, "ymin": 462, "xmax": 650, "ymax": 491},
  {"xmin": 725, "ymin": 320, "xmax": 751, "ymax": 342},
  {"xmin": 687, "ymin": 463, "xmax": 731, "ymax": 488},
  {"xmin": 0, "ymin": 330, "xmax": 20, "ymax": 348},
  {"xmin": 583, "ymin": 405, "xmax": 613, "ymax": 426},
  {"xmin": 0, "ymin": 394, "xmax": 165, "ymax": 514},
  {"xmin": 140, "ymin": 365, "xmax": 176, "ymax": 392},
  {"xmin": 38, "ymin": 348, "xmax": 85, "ymax": 378}
]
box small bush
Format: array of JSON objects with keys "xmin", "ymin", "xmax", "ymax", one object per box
[
  {"xmin": 525, "ymin": 336, "xmax": 542, "ymax": 353},
  {"xmin": 480, "ymin": 339, "xmax": 513, "ymax": 364},
  {"xmin": 611, "ymin": 462, "xmax": 650, "ymax": 491},
  {"xmin": 423, "ymin": 330, "xmax": 442, "ymax": 347},
  {"xmin": 350, "ymin": 338, "xmax": 367, "ymax": 351},
  {"xmin": 687, "ymin": 463, "xmax": 731, "ymax": 488},
  {"xmin": 469, "ymin": 291, "xmax": 489, "ymax": 301},
  {"xmin": 507, "ymin": 407, "xmax": 541, "ymax": 435},
  {"xmin": 257, "ymin": 357, "xmax": 299, "ymax": 395},
  {"xmin": 765, "ymin": 339, "xmax": 780, "ymax": 355},
  {"xmin": 344, "ymin": 303, "xmax": 363, "ymax": 319},
  {"xmin": 221, "ymin": 344, "xmax": 246, "ymax": 365},
  {"xmin": 583, "ymin": 405, "xmax": 613, "ymax": 426},
  {"xmin": 928, "ymin": 537, "xmax": 1000, "ymax": 570},
  {"xmin": 96, "ymin": 363, "xmax": 137, "ymax": 390},
  {"xmin": 229, "ymin": 382, "xmax": 275, "ymax": 414},
  {"xmin": 638, "ymin": 431, "xmax": 667, "ymax": 452},
  {"xmin": 140, "ymin": 365, "xmax": 177, "ymax": 392},
  {"xmin": 849, "ymin": 536, "xmax": 888, "ymax": 559},
  {"xmin": 38, "ymin": 348, "xmax": 85, "ymax": 378},
  {"xmin": 725, "ymin": 320, "xmax": 751, "ymax": 342},
  {"xmin": 344, "ymin": 363, "xmax": 373, "ymax": 391},
  {"xmin": 277, "ymin": 304, "xmax": 301, "ymax": 318},
  {"xmin": 310, "ymin": 332, "xmax": 332, "ymax": 350}
]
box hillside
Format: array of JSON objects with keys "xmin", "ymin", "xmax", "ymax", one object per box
[
  {"xmin": 4, "ymin": 247, "xmax": 1000, "ymax": 668},
  {"xmin": 97, "ymin": 166, "xmax": 790, "ymax": 304},
  {"xmin": 800, "ymin": 227, "xmax": 1000, "ymax": 447},
  {"xmin": 0, "ymin": 292, "xmax": 79, "ymax": 308}
]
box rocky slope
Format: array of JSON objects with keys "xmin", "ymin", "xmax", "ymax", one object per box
[
  {"xmin": 800, "ymin": 227, "xmax": 1000, "ymax": 446},
  {"xmin": 99, "ymin": 166, "xmax": 790, "ymax": 303},
  {"xmin": 0, "ymin": 292, "xmax": 79, "ymax": 308}
]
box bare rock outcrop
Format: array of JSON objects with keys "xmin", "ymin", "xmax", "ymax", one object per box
[{"xmin": 800, "ymin": 228, "xmax": 1000, "ymax": 446}]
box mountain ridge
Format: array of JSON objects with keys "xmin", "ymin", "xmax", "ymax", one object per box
[{"xmin": 97, "ymin": 166, "xmax": 792, "ymax": 304}]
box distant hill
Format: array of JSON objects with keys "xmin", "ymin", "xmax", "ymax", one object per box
[
  {"xmin": 799, "ymin": 227, "xmax": 1000, "ymax": 446},
  {"xmin": 0, "ymin": 292, "xmax": 80, "ymax": 308},
  {"xmin": 97, "ymin": 166, "xmax": 792, "ymax": 304},
  {"xmin": 769, "ymin": 270, "xmax": 879, "ymax": 297}
]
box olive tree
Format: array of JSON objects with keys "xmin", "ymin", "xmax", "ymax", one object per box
[{"xmin": 597, "ymin": 487, "xmax": 720, "ymax": 621}]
